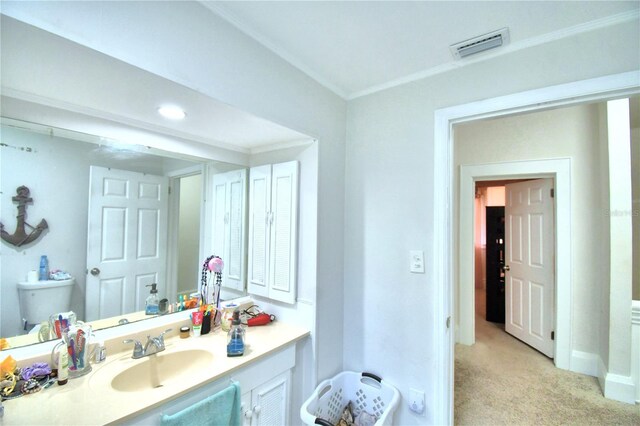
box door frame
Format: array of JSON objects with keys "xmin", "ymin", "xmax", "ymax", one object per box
[
  {"xmin": 459, "ymin": 163, "xmax": 566, "ymax": 358},
  {"xmin": 433, "ymin": 70, "xmax": 640, "ymax": 425}
]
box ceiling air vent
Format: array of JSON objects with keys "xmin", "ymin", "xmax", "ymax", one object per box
[{"xmin": 450, "ymin": 28, "xmax": 510, "ymax": 59}]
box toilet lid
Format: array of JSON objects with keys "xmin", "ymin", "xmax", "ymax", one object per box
[{"xmin": 17, "ymin": 278, "xmax": 75, "ymax": 290}]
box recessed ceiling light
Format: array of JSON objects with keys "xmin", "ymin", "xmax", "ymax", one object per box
[{"xmin": 157, "ymin": 105, "xmax": 186, "ymax": 120}]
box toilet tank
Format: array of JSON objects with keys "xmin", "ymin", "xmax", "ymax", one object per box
[{"xmin": 17, "ymin": 278, "xmax": 75, "ymax": 325}]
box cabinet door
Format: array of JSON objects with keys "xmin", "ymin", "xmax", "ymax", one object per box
[
  {"xmin": 250, "ymin": 371, "xmax": 291, "ymax": 426},
  {"xmin": 211, "ymin": 173, "xmax": 228, "ymax": 274},
  {"xmin": 225, "ymin": 169, "xmax": 247, "ymax": 291},
  {"xmin": 247, "ymin": 165, "xmax": 272, "ymax": 297},
  {"xmin": 268, "ymin": 161, "xmax": 298, "ymax": 304}
]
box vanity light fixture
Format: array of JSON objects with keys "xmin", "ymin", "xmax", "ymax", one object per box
[{"xmin": 157, "ymin": 105, "xmax": 186, "ymax": 120}]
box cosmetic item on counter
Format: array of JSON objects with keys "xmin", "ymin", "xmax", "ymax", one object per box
[
  {"xmin": 38, "ymin": 255, "xmax": 49, "ymax": 281},
  {"xmin": 145, "ymin": 283, "xmax": 159, "ymax": 315},
  {"xmin": 159, "ymin": 298, "xmax": 169, "ymax": 315},
  {"xmin": 95, "ymin": 340, "xmax": 106, "ymax": 363},
  {"xmin": 57, "ymin": 342, "xmax": 68, "ymax": 386},
  {"xmin": 226, "ymin": 310, "xmax": 245, "ymax": 357},
  {"xmin": 180, "ymin": 326, "xmax": 190, "ymax": 339},
  {"xmin": 201, "ymin": 309, "xmax": 212, "ymax": 335},
  {"xmin": 191, "ymin": 311, "xmax": 203, "ymax": 337}
]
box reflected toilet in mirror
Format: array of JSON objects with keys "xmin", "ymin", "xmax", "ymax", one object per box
[{"xmin": 16, "ymin": 278, "xmax": 75, "ymax": 338}]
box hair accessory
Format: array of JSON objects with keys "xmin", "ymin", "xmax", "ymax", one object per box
[
  {"xmin": 20, "ymin": 378, "xmax": 42, "ymax": 395},
  {"xmin": 200, "ymin": 255, "xmax": 224, "ymax": 325}
]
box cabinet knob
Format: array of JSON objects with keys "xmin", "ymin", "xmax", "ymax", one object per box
[
  {"xmin": 253, "ymin": 405, "xmax": 262, "ymax": 415},
  {"xmin": 244, "ymin": 409, "xmax": 253, "ymax": 419}
]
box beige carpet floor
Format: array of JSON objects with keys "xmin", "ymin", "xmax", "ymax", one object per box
[{"xmin": 454, "ymin": 289, "xmax": 640, "ymax": 425}]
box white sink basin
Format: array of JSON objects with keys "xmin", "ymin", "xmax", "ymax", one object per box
[{"xmin": 110, "ymin": 349, "xmax": 213, "ymax": 392}]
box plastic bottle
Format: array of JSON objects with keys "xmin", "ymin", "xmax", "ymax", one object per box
[
  {"xmin": 145, "ymin": 283, "xmax": 159, "ymax": 315},
  {"xmin": 39, "ymin": 255, "xmax": 49, "ymax": 281},
  {"xmin": 226, "ymin": 309, "xmax": 245, "ymax": 357},
  {"xmin": 57, "ymin": 343, "xmax": 69, "ymax": 386}
]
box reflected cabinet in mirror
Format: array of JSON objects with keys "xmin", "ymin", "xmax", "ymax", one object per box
[{"xmin": 0, "ymin": 119, "xmax": 247, "ymax": 349}]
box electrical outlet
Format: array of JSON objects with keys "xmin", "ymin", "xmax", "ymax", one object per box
[
  {"xmin": 410, "ymin": 250, "xmax": 425, "ymax": 273},
  {"xmin": 408, "ymin": 388, "xmax": 425, "ymax": 415}
]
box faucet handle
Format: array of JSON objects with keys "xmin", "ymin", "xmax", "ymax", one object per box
[
  {"xmin": 158, "ymin": 328, "xmax": 172, "ymax": 345},
  {"xmin": 123, "ymin": 339, "xmax": 143, "ymax": 358}
]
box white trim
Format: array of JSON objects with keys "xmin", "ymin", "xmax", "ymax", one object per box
[
  {"xmin": 433, "ymin": 71, "xmax": 640, "ymax": 425},
  {"xmin": 249, "ymin": 138, "xmax": 316, "ymax": 155},
  {"xmin": 632, "ymin": 301, "xmax": 640, "ymax": 403},
  {"xmin": 459, "ymin": 159, "xmax": 571, "ymax": 370},
  {"xmin": 604, "ymin": 372, "xmax": 637, "ymax": 404},
  {"xmin": 571, "ymin": 350, "xmax": 599, "ymax": 378}
]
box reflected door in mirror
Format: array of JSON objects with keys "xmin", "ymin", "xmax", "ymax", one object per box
[{"xmin": 86, "ymin": 166, "xmax": 168, "ymax": 321}]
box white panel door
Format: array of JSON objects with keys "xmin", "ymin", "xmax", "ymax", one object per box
[
  {"xmin": 505, "ymin": 178, "xmax": 555, "ymax": 357},
  {"xmin": 86, "ymin": 166, "xmax": 168, "ymax": 321}
]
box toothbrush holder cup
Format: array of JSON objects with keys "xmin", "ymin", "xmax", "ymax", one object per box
[{"xmin": 50, "ymin": 323, "xmax": 95, "ymax": 379}]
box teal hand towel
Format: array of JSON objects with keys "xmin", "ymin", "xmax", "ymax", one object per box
[{"xmin": 161, "ymin": 382, "xmax": 241, "ymax": 426}]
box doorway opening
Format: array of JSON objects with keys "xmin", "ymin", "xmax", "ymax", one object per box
[
  {"xmin": 167, "ymin": 166, "xmax": 204, "ymax": 304},
  {"xmin": 473, "ymin": 178, "xmax": 556, "ymax": 358}
]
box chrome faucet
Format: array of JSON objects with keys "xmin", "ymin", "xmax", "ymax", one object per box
[{"xmin": 123, "ymin": 329, "xmax": 172, "ymax": 359}]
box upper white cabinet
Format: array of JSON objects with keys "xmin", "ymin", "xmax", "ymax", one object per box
[
  {"xmin": 247, "ymin": 161, "xmax": 299, "ymax": 304},
  {"xmin": 210, "ymin": 168, "xmax": 247, "ymax": 292}
]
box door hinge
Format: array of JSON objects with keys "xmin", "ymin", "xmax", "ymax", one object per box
[
  {"xmin": 550, "ymin": 188, "xmax": 554, "ymax": 198},
  {"xmin": 168, "ymin": 186, "xmax": 172, "ymax": 195},
  {"xmin": 551, "ymin": 331, "xmax": 555, "ymax": 340}
]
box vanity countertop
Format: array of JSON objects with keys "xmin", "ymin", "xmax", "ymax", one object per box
[{"xmin": 1, "ymin": 321, "xmax": 309, "ymax": 425}]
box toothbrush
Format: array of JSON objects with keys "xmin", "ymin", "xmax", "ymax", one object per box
[
  {"xmin": 69, "ymin": 337, "xmax": 78, "ymax": 370},
  {"xmin": 76, "ymin": 329, "xmax": 86, "ymax": 369}
]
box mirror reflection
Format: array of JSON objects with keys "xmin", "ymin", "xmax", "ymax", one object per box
[{"xmin": 0, "ymin": 119, "xmax": 246, "ymax": 348}]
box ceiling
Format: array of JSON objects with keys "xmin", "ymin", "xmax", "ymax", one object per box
[
  {"xmin": 203, "ymin": 1, "xmax": 639, "ymax": 99},
  {"xmin": 1, "ymin": 2, "xmax": 638, "ymax": 155}
]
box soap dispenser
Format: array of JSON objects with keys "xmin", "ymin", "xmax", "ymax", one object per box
[
  {"xmin": 226, "ymin": 309, "xmax": 245, "ymax": 357},
  {"xmin": 145, "ymin": 283, "xmax": 159, "ymax": 315}
]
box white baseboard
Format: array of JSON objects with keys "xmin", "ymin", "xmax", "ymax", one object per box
[
  {"xmin": 570, "ymin": 350, "xmax": 598, "ymax": 377},
  {"xmin": 597, "ymin": 355, "xmax": 636, "ymax": 404},
  {"xmin": 604, "ymin": 372, "xmax": 636, "ymax": 404}
]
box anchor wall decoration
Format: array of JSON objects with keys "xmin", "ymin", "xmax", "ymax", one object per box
[{"xmin": 0, "ymin": 186, "xmax": 49, "ymax": 247}]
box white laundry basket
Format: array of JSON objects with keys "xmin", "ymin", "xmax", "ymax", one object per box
[{"xmin": 300, "ymin": 371, "xmax": 400, "ymax": 426}]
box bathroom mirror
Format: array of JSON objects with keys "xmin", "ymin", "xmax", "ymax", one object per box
[{"xmin": 0, "ymin": 118, "xmax": 247, "ymax": 348}]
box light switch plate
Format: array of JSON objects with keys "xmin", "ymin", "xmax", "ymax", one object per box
[{"xmin": 410, "ymin": 250, "xmax": 425, "ymax": 273}]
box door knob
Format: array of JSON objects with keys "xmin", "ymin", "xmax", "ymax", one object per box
[
  {"xmin": 90, "ymin": 267, "xmax": 101, "ymax": 276},
  {"xmin": 502, "ymin": 265, "xmax": 510, "ymax": 272}
]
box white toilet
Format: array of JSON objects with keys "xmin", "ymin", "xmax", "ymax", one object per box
[{"xmin": 17, "ymin": 278, "xmax": 75, "ymax": 330}]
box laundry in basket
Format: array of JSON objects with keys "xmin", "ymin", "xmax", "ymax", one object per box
[{"xmin": 301, "ymin": 371, "xmax": 400, "ymax": 426}]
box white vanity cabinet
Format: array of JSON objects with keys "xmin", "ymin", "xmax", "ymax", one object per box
[
  {"xmin": 125, "ymin": 344, "xmax": 295, "ymax": 425},
  {"xmin": 247, "ymin": 161, "xmax": 299, "ymax": 304},
  {"xmin": 209, "ymin": 168, "xmax": 247, "ymax": 292}
]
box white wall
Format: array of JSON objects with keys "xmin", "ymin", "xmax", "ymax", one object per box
[
  {"xmin": 345, "ymin": 19, "xmax": 639, "ymax": 424},
  {"xmin": 1, "ymin": 126, "xmax": 90, "ymax": 336}
]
